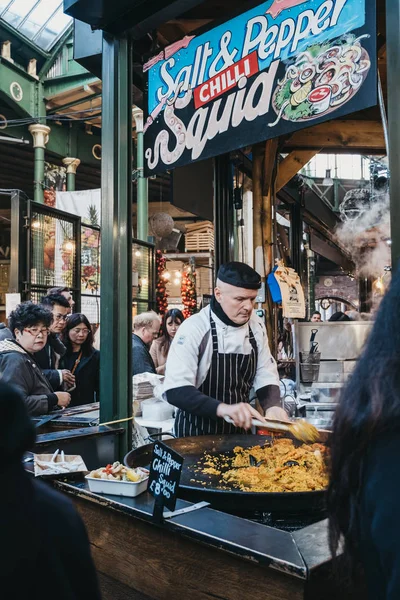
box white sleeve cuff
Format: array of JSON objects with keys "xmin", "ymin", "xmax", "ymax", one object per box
[{"xmin": 58, "ymin": 370, "xmax": 63, "ymax": 384}]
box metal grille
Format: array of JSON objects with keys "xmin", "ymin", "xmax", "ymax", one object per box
[
  {"xmin": 81, "ymin": 224, "xmax": 100, "ymax": 325},
  {"xmin": 29, "ymin": 203, "xmax": 80, "ymax": 304},
  {"xmin": 132, "ymin": 240, "xmax": 155, "ymax": 315}
]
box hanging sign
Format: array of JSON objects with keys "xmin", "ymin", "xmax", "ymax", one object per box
[
  {"xmin": 271, "ymin": 263, "xmax": 306, "ymax": 318},
  {"xmin": 144, "ymin": 0, "xmax": 376, "ymax": 176},
  {"xmin": 148, "ymin": 440, "xmax": 184, "ymax": 520}
]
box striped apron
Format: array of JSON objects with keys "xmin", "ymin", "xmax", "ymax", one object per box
[{"xmin": 174, "ymin": 314, "xmax": 258, "ymax": 437}]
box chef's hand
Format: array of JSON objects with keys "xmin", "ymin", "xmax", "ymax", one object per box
[
  {"xmin": 61, "ymin": 370, "xmax": 75, "ymax": 386},
  {"xmin": 264, "ymin": 406, "xmax": 290, "ymax": 422},
  {"xmin": 216, "ymin": 402, "xmax": 263, "ymax": 430},
  {"xmin": 55, "ymin": 392, "xmax": 71, "ymax": 408}
]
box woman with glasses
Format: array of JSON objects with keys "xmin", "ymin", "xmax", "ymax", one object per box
[
  {"xmin": 150, "ymin": 309, "xmax": 185, "ymax": 375},
  {"xmin": 0, "ymin": 302, "xmax": 71, "ymax": 415},
  {"xmin": 60, "ymin": 314, "xmax": 99, "ymax": 407}
]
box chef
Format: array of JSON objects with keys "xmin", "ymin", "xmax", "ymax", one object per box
[{"xmin": 164, "ymin": 261, "xmax": 287, "ymax": 437}]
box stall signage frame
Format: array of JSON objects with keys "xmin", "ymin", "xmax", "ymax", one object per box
[
  {"xmin": 148, "ymin": 440, "xmax": 184, "ymax": 520},
  {"xmin": 144, "ymin": 0, "xmax": 376, "ymax": 176}
]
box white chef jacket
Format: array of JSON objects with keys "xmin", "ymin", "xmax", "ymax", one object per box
[{"xmin": 163, "ymin": 305, "xmax": 279, "ymax": 395}]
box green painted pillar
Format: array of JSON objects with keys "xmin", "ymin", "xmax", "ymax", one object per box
[
  {"xmin": 63, "ymin": 157, "xmax": 81, "ymax": 191},
  {"xmin": 100, "ymin": 33, "xmax": 133, "ymax": 459},
  {"xmin": 28, "ymin": 124, "xmax": 50, "ymax": 204},
  {"xmin": 386, "ymin": 0, "xmax": 400, "ymax": 268},
  {"xmin": 132, "ymin": 108, "xmax": 148, "ymax": 241}
]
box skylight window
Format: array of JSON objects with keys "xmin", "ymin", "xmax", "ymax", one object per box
[{"xmin": 0, "ymin": 0, "xmax": 72, "ymax": 51}]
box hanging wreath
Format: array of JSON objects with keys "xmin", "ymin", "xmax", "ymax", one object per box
[
  {"xmin": 156, "ymin": 250, "xmax": 169, "ymax": 315},
  {"xmin": 181, "ymin": 265, "xmax": 197, "ymax": 318}
]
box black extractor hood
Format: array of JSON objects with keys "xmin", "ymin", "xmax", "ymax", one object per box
[{"xmin": 64, "ymin": 0, "xmax": 204, "ymax": 36}]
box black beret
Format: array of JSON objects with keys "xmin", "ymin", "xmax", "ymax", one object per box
[{"xmin": 217, "ymin": 262, "xmax": 261, "ymax": 290}]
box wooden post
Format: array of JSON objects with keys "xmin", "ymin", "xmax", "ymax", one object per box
[
  {"xmin": 252, "ymin": 140, "xmax": 279, "ymax": 351},
  {"xmin": 252, "ymin": 144, "xmax": 263, "ymax": 262},
  {"xmin": 261, "ymin": 139, "xmax": 279, "ymax": 348}
]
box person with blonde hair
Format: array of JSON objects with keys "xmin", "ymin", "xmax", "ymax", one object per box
[{"xmin": 132, "ymin": 311, "xmax": 161, "ymax": 375}]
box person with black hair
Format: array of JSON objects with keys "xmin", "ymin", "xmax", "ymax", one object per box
[
  {"xmin": 47, "ymin": 286, "xmax": 75, "ymax": 311},
  {"xmin": 60, "ymin": 314, "xmax": 100, "ymax": 406},
  {"xmin": 310, "ymin": 310, "xmax": 322, "ymax": 322},
  {"xmin": 0, "ymin": 302, "xmax": 70, "ymax": 415},
  {"xmin": 328, "ymin": 311, "xmax": 352, "ymax": 322},
  {"xmin": 328, "ymin": 264, "xmax": 400, "ymax": 598},
  {"xmin": 150, "ymin": 309, "xmax": 185, "ymax": 375},
  {"xmin": 36, "ymin": 294, "xmax": 75, "ymax": 391},
  {"xmin": 0, "ymin": 381, "xmax": 101, "ymax": 598}
]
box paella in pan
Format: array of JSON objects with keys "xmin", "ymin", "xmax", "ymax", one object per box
[{"xmin": 196, "ymin": 438, "xmax": 329, "ymax": 493}]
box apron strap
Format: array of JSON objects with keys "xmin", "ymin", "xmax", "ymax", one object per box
[{"xmin": 248, "ymin": 325, "xmax": 258, "ymax": 362}]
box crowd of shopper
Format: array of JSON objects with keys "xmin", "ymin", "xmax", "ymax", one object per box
[
  {"xmin": 0, "ymin": 285, "xmax": 185, "ymax": 416},
  {"xmin": 0, "ymin": 289, "xmax": 100, "ymax": 415}
]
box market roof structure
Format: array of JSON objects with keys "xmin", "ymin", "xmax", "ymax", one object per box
[{"xmin": 0, "ymin": 0, "xmax": 72, "ymax": 51}]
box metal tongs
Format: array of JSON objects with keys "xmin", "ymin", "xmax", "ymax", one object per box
[{"xmin": 223, "ymin": 415, "xmax": 327, "ymax": 443}]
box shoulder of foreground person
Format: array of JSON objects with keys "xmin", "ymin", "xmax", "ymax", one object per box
[
  {"xmin": 359, "ymin": 432, "xmax": 400, "ymax": 599},
  {"xmin": 33, "ymin": 479, "xmax": 101, "ymax": 597}
]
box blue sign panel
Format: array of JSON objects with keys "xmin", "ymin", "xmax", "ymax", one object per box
[{"xmin": 144, "ymin": 0, "xmax": 376, "ymax": 176}]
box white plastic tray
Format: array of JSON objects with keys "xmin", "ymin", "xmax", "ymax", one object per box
[{"xmin": 85, "ymin": 469, "xmax": 149, "ymax": 497}]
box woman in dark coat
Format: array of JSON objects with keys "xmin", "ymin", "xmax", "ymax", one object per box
[
  {"xmin": 0, "ymin": 381, "xmax": 101, "ymax": 599},
  {"xmin": 60, "ymin": 314, "xmax": 99, "ymax": 407},
  {"xmin": 327, "ymin": 264, "xmax": 400, "ymax": 599}
]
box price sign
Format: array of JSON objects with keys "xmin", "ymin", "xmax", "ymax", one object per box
[{"xmin": 148, "ymin": 440, "xmax": 183, "ymax": 520}]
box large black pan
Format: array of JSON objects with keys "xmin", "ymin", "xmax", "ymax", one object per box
[{"xmin": 124, "ymin": 435, "xmax": 327, "ymax": 514}]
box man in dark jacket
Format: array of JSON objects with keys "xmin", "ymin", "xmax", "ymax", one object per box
[
  {"xmin": 0, "ymin": 322, "xmax": 12, "ymax": 340},
  {"xmin": 132, "ymin": 311, "xmax": 161, "ymax": 375},
  {"xmin": 0, "ymin": 302, "xmax": 71, "ymax": 415},
  {"xmin": 35, "ymin": 294, "xmax": 74, "ymax": 391},
  {"xmin": 0, "ymin": 381, "xmax": 101, "ymax": 599}
]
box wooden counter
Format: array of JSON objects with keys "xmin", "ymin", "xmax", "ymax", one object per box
[{"xmin": 54, "ymin": 479, "xmax": 358, "ymax": 600}]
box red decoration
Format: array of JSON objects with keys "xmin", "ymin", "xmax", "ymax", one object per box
[
  {"xmin": 156, "ymin": 250, "xmax": 169, "ymax": 315},
  {"xmin": 181, "ymin": 266, "xmax": 197, "ymax": 318}
]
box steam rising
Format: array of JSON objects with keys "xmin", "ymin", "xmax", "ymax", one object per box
[{"xmin": 335, "ymin": 190, "xmax": 390, "ymax": 278}]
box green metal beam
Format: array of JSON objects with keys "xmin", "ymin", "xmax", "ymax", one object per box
[
  {"xmin": 135, "ymin": 125, "xmax": 148, "ymax": 241},
  {"xmin": 386, "ymin": 0, "xmax": 400, "ymax": 269},
  {"xmin": 0, "ymin": 58, "xmax": 37, "ymax": 116},
  {"xmin": 38, "ymin": 27, "xmax": 74, "ymax": 79},
  {"xmin": 33, "ymin": 145, "xmax": 45, "ymax": 203},
  {"xmin": 44, "ymin": 73, "xmax": 100, "ymax": 97},
  {"xmin": 99, "ymin": 33, "xmax": 132, "ymax": 458},
  {"xmin": 47, "ymin": 92, "xmax": 102, "ymax": 114}
]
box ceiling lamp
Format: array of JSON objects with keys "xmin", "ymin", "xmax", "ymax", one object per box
[{"xmin": 322, "ymin": 169, "xmax": 334, "ymax": 186}]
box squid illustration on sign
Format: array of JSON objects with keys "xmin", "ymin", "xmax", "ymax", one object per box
[
  {"xmin": 269, "ymin": 34, "xmax": 371, "ymax": 127},
  {"xmin": 144, "ymin": 82, "xmax": 192, "ymax": 170},
  {"xmin": 266, "ymin": 0, "xmax": 310, "ymax": 19}
]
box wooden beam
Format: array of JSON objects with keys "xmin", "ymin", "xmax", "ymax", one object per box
[
  {"xmin": 276, "ymin": 150, "xmax": 319, "ymax": 192},
  {"xmin": 262, "ymin": 139, "xmax": 279, "ymax": 348},
  {"xmin": 284, "ymin": 120, "xmax": 385, "ymax": 152}
]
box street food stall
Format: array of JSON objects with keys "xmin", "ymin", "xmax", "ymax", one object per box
[
  {"xmin": 45, "ymin": 0, "xmax": 389, "ymax": 597},
  {"xmin": 38, "ymin": 425, "xmax": 348, "ymax": 600}
]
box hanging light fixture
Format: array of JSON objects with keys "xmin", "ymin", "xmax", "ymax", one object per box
[{"xmin": 322, "ymin": 169, "xmax": 334, "ymax": 186}]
